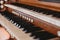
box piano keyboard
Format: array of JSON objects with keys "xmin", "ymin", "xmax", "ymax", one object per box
[
  {"xmin": 0, "ymin": 10, "xmax": 60, "ymax": 40},
  {"xmin": 4, "ymin": 4, "xmax": 60, "ymax": 36},
  {"xmin": 11, "ymin": 3, "xmax": 60, "ymax": 18},
  {"xmin": 0, "ymin": 13, "xmax": 34, "ymax": 40},
  {"xmin": 4, "ymin": 4, "xmax": 60, "ymax": 26},
  {"xmin": 0, "ymin": 0, "xmax": 60, "ymax": 40}
]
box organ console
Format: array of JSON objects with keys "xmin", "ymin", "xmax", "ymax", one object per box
[{"xmin": 0, "ymin": 0, "xmax": 60, "ymax": 40}]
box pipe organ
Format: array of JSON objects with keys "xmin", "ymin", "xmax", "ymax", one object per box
[{"xmin": 0, "ymin": 0, "xmax": 60, "ymax": 40}]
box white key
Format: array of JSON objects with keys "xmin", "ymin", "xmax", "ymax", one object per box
[
  {"xmin": 11, "ymin": 21, "xmax": 14, "ymax": 24},
  {"xmin": 18, "ymin": 25, "xmax": 21, "ymax": 28},
  {"xmin": 14, "ymin": 23, "xmax": 17, "ymax": 25},
  {"xmin": 10, "ymin": 20, "xmax": 12, "ymax": 22},
  {"xmin": 16, "ymin": 24, "xmax": 19, "ymax": 27}
]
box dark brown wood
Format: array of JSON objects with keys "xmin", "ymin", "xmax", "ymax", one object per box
[
  {"xmin": 8, "ymin": 0, "xmax": 60, "ymax": 12},
  {"xmin": 20, "ymin": 0, "xmax": 60, "ymax": 12}
]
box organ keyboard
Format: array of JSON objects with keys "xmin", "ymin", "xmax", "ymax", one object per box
[
  {"xmin": 4, "ymin": 4, "xmax": 60, "ymax": 36},
  {"xmin": 0, "ymin": 0, "xmax": 60, "ymax": 40},
  {"xmin": 0, "ymin": 14, "xmax": 34, "ymax": 40},
  {"xmin": 0, "ymin": 11, "xmax": 59, "ymax": 40}
]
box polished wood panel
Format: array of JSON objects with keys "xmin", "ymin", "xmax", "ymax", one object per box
[
  {"xmin": 20, "ymin": 0, "xmax": 60, "ymax": 12},
  {"xmin": 8, "ymin": 0, "xmax": 60, "ymax": 12}
]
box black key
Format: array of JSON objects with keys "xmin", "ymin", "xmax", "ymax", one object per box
[{"xmin": 31, "ymin": 31, "xmax": 57, "ymax": 40}]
